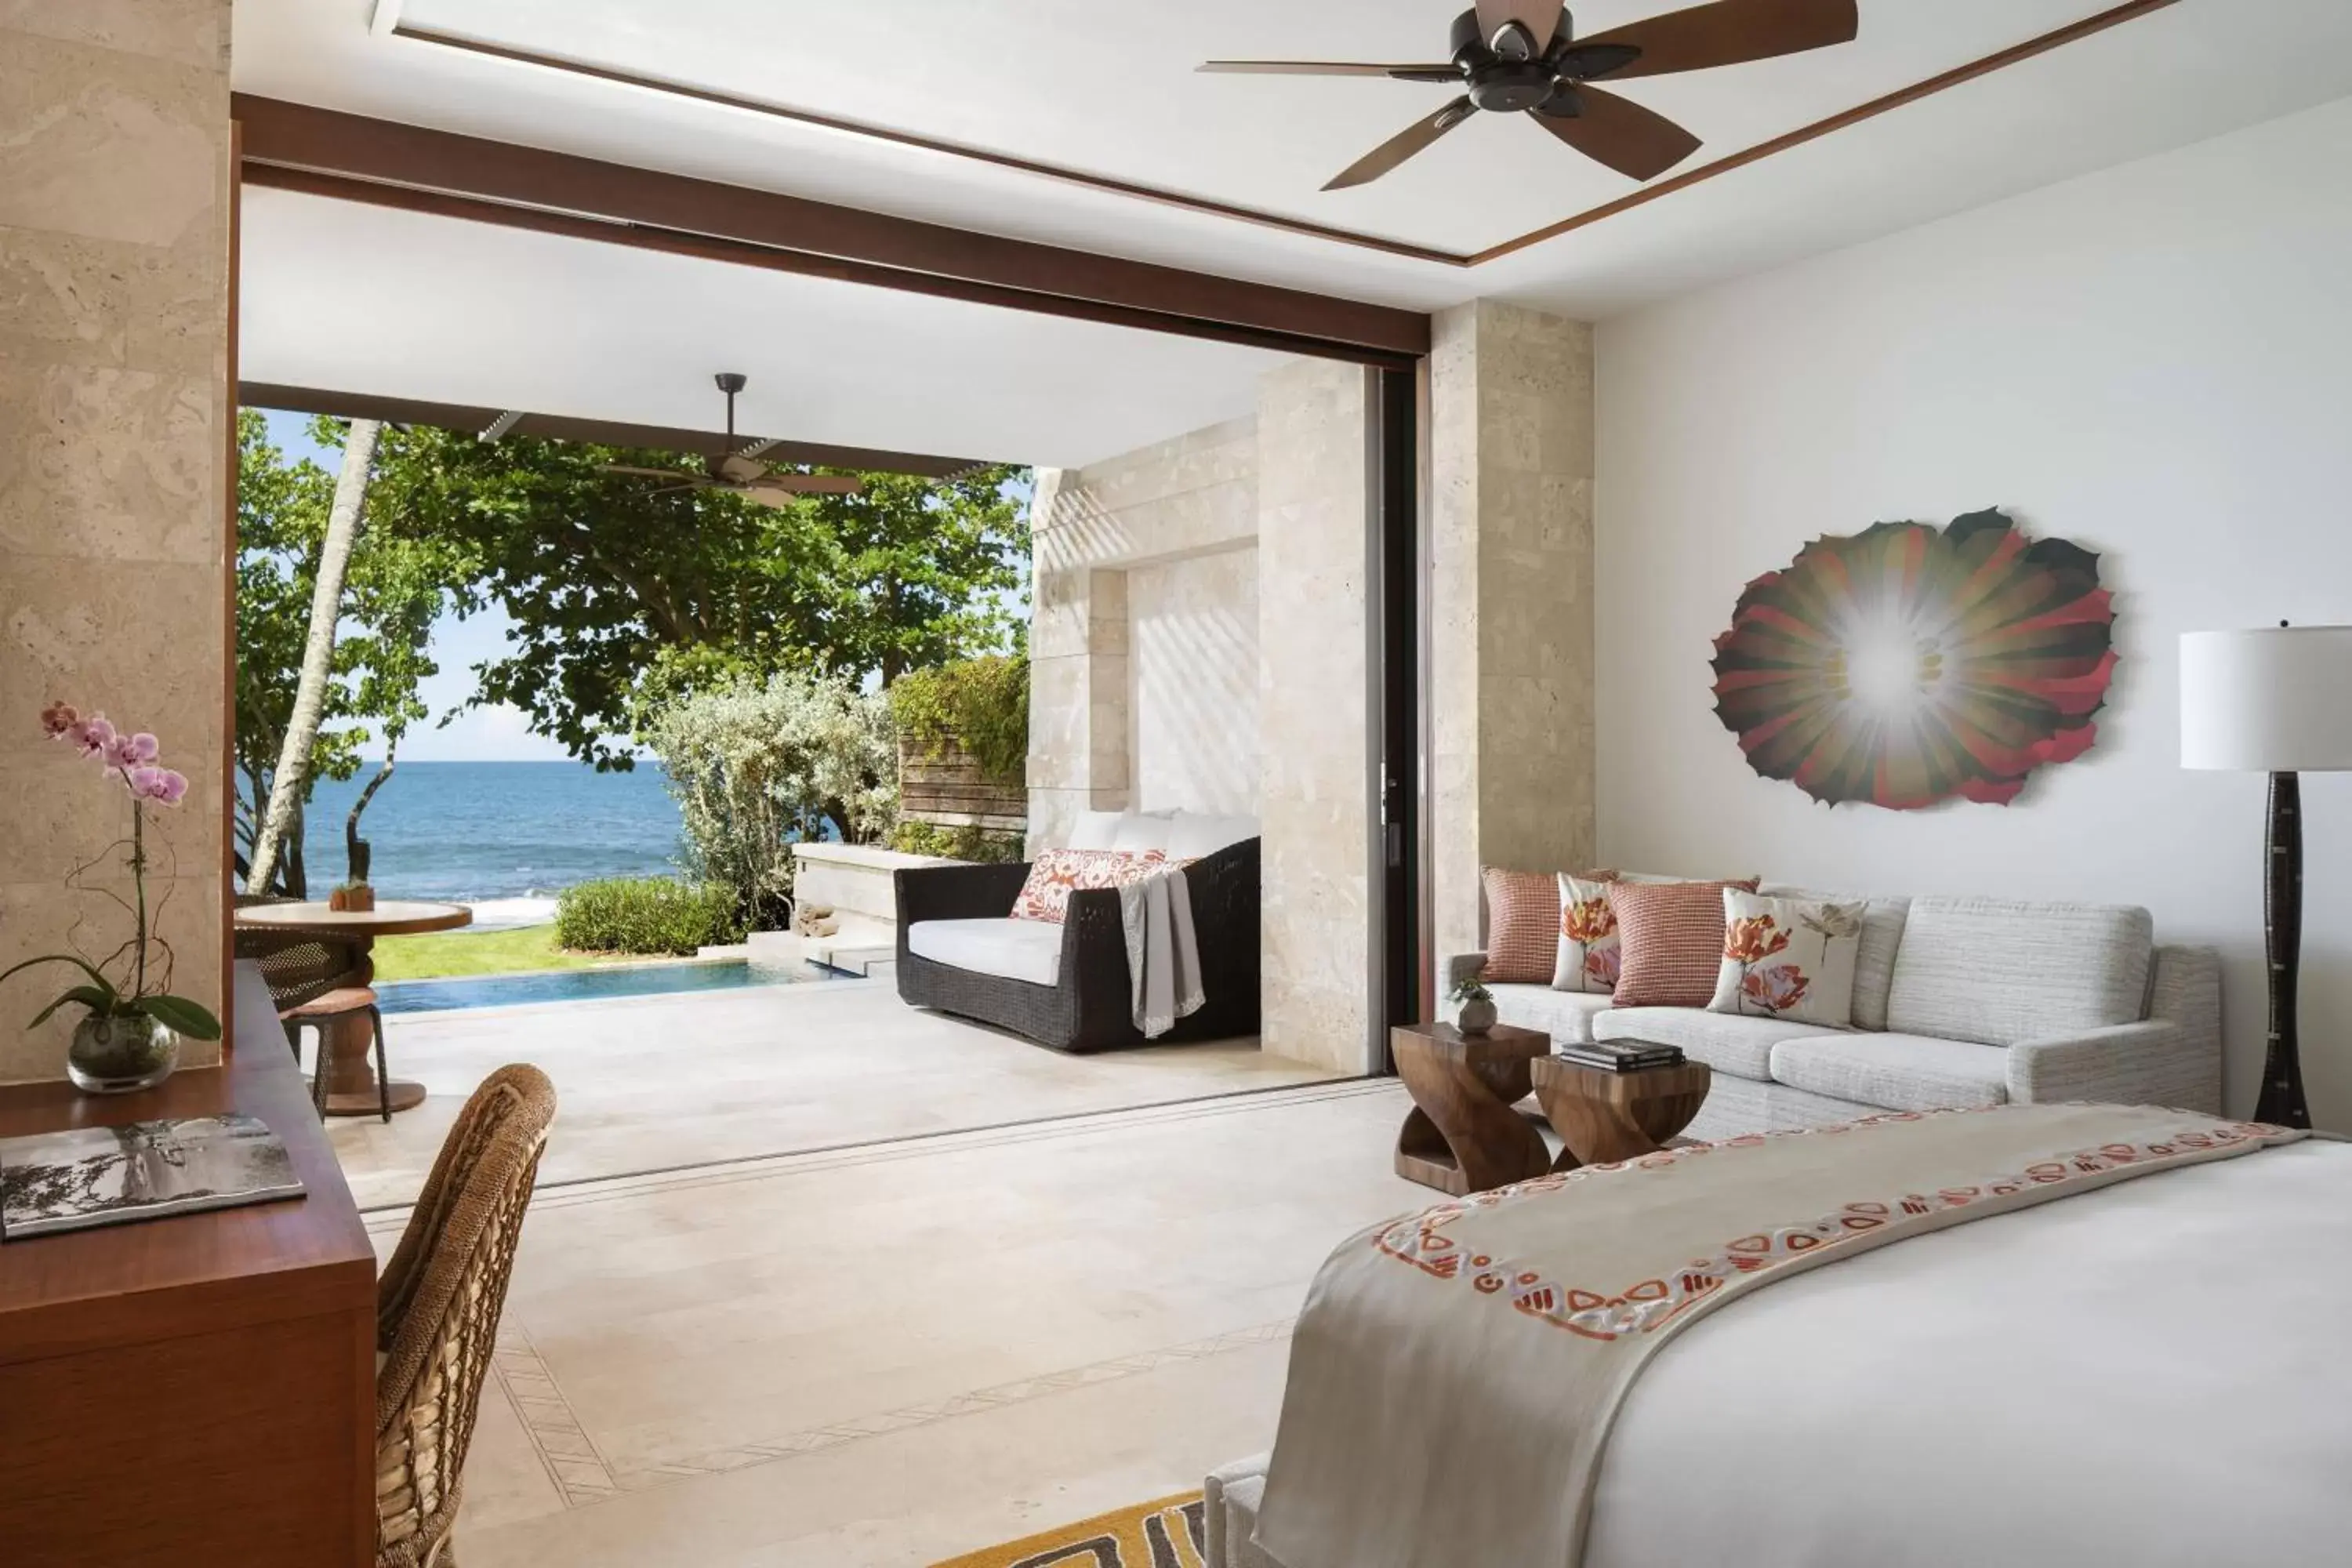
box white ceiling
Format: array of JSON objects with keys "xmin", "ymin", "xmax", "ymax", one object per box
[
  {"xmin": 237, "ymin": 186, "xmax": 1290, "ymax": 469},
  {"xmin": 230, "ymin": 0, "xmax": 2352, "ymax": 458}
]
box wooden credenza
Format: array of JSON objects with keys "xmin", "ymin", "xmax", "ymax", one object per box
[{"xmin": 0, "ymin": 963, "xmax": 376, "ymax": 1567}]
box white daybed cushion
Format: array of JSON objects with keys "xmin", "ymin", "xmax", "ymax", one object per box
[
  {"xmin": 1489, "ymin": 983, "xmax": 1611, "ymax": 1045},
  {"xmin": 906, "ymin": 918, "xmax": 1063, "ymax": 987},
  {"xmin": 1067, "ymin": 809, "xmax": 1173, "ymax": 851},
  {"xmin": 1595, "ymin": 1008, "xmax": 1835, "ymax": 1082},
  {"xmin": 1769, "ymin": 1032, "xmax": 2010, "ymax": 1112}
]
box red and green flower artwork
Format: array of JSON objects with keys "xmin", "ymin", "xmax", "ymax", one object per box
[{"xmin": 1709, "ymin": 509, "xmax": 2117, "ymax": 809}]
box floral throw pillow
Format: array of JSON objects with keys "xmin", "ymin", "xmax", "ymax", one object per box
[
  {"xmin": 1010, "ymin": 848, "xmax": 1169, "ymax": 925},
  {"xmin": 1706, "ymin": 890, "xmax": 1867, "ymax": 1027},
  {"xmin": 1552, "ymin": 873, "xmax": 1621, "ymax": 993}
]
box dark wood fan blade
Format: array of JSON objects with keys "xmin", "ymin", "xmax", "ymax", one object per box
[
  {"xmin": 1528, "ymin": 85, "xmax": 1701, "ymax": 182},
  {"xmin": 1474, "ymin": 0, "xmax": 1561, "ymax": 56},
  {"xmin": 1324, "ymin": 96, "xmax": 1477, "ymax": 191},
  {"xmin": 1577, "ymin": 0, "xmax": 1857, "ymax": 82},
  {"xmin": 1200, "ymin": 60, "xmax": 1460, "ymax": 81},
  {"xmin": 600, "ymin": 464, "xmax": 694, "ymax": 479}
]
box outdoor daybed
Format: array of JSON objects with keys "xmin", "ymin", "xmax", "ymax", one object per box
[{"xmin": 894, "ymin": 810, "xmax": 1261, "ymax": 1052}]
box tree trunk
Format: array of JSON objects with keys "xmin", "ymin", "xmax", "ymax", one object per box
[{"xmin": 246, "ymin": 419, "xmax": 383, "ymax": 894}]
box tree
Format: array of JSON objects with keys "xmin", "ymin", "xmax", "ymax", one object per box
[
  {"xmin": 365, "ymin": 427, "xmax": 1028, "ymax": 768},
  {"xmin": 246, "ymin": 419, "xmax": 382, "ymax": 895},
  {"xmin": 233, "ymin": 414, "xmax": 469, "ymax": 895},
  {"xmin": 637, "ymin": 670, "xmax": 897, "ymax": 930}
]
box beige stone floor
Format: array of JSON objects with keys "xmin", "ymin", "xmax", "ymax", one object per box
[
  {"xmin": 368, "ymin": 1078, "xmax": 1427, "ymax": 1568},
  {"xmin": 331, "ymin": 978, "xmax": 1338, "ymax": 1209}
]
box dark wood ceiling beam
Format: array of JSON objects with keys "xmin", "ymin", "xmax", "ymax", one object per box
[
  {"xmin": 238, "ymin": 381, "xmax": 993, "ymax": 477},
  {"xmin": 231, "ymin": 94, "xmax": 1431, "ymax": 364}
]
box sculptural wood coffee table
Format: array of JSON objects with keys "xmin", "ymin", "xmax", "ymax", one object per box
[
  {"xmin": 1530, "ymin": 1051, "xmax": 1711, "ymax": 1172},
  {"xmin": 1392, "ymin": 1021, "xmax": 1553, "ymax": 1196}
]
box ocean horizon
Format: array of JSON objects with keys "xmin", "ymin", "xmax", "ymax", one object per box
[{"xmin": 297, "ymin": 759, "xmax": 684, "ymax": 909}]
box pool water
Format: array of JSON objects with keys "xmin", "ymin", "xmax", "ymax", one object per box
[{"xmin": 376, "ymin": 959, "xmax": 840, "ymax": 1014}]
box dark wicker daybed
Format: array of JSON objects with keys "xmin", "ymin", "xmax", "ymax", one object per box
[{"xmin": 893, "ymin": 837, "xmax": 1261, "ymax": 1053}]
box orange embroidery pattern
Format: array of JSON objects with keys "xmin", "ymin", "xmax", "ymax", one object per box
[{"xmin": 1010, "ymin": 848, "xmax": 1168, "ymax": 924}]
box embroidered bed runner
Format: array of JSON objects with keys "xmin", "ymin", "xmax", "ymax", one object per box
[{"xmin": 1256, "ymin": 1103, "xmax": 2303, "ymax": 1568}]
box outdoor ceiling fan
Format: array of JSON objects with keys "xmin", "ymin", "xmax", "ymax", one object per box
[
  {"xmin": 598, "ymin": 372, "xmax": 864, "ymax": 505},
  {"xmin": 1200, "ymin": 0, "xmax": 1859, "ymax": 189}
]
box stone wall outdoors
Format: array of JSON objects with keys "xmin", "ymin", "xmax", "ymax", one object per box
[{"xmin": 0, "ymin": 0, "xmax": 234, "ymax": 1081}]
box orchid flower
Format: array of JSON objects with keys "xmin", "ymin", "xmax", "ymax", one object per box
[
  {"xmin": 128, "ymin": 767, "xmax": 189, "ymax": 807},
  {"xmin": 103, "ymin": 731, "xmax": 159, "ymax": 771}
]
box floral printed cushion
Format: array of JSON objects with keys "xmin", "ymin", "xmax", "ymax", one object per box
[
  {"xmin": 1706, "ymin": 889, "xmax": 1867, "ymax": 1028},
  {"xmin": 1009, "ymin": 848, "xmax": 1169, "ymax": 925},
  {"xmin": 1552, "ymin": 873, "xmax": 1621, "ymax": 993}
]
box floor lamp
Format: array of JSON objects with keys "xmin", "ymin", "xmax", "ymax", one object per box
[{"xmin": 2180, "ymin": 625, "xmax": 2352, "ymax": 1129}]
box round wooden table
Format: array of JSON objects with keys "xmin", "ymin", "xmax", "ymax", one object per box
[{"xmin": 234, "ymin": 900, "xmax": 470, "ymax": 1117}]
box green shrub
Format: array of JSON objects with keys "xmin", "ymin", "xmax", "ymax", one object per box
[
  {"xmin": 888, "ymin": 655, "xmax": 1029, "ymax": 784},
  {"xmin": 554, "ymin": 878, "xmax": 745, "ymax": 955},
  {"xmin": 889, "ymin": 820, "xmax": 1027, "ymax": 863}
]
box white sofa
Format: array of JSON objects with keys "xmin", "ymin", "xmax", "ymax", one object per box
[{"xmin": 1448, "ymin": 887, "xmax": 2222, "ymax": 1118}]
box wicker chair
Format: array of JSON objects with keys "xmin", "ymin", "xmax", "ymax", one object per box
[
  {"xmin": 893, "ymin": 837, "xmax": 1261, "ymax": 1053},
  {"xmin": 374, "ymin": 1064, "xmax": 557, "ymax": 1568},
  {"xmin": 233, "ymin": 893, "xmax": 391, "ymax": 1120}
]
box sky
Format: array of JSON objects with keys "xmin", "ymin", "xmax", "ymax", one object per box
[{"xmin": 262, "ymin": 412, "xmax": 575, "ymax": 764}]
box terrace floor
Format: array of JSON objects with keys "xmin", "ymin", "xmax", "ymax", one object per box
[{"xmin": 329, "ymin": 976, "xmax": 1337, "ymax": 1210}]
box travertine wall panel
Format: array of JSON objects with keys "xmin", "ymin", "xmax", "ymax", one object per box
[
  {"xmin": 1430, "ymin": 300, "xmax": 1597, "ymax": 968},
  {"xmin": 1256, "ymin": 361, "xmax": 1372, "ymax": 1076},
  {"xmin": 0, "ymin": 1, "xmax": 230, "ymax": 1080},
  {"xmin": 1130, "ymin": 547, "xmax": 1258, "ymax": 816}
]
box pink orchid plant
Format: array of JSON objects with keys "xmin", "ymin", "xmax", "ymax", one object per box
[{"xmin": 0, "ymin": 702, "xmax": 220, "ymax": 1042}]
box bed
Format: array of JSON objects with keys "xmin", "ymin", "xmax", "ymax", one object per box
[{"xmin": 1207, "ymin": 1105, "xmax": 2350, "ymax": 1567}]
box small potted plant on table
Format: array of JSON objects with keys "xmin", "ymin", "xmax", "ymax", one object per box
[
  {"xmin": 0, "ymin": 703, "xmax": 221, "ymax": 1092},
  {"xmin": 1448, "ymin": 975, "xmax": 1497, "ymax": 1036}
]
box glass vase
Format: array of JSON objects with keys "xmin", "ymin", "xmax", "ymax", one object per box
[{"xmin": 67, "ymin": 1013, "xmax": 180, "ymax": 1094}]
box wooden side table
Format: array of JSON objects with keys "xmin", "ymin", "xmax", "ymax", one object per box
[
  {"xmin": 1392, "ymin": 1021, "xmax": 1553, "ymax": 1196},
  {"xmin": 1530, "ymin": 1053, "xmax": 1711, "ymax": 1172}
]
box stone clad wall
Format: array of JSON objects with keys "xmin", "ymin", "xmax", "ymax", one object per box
[
  {"xmin": 1255, "ymin": 360, "xmax": 1374, "ymax": 1076},
  {"xmin": 1025, "ymin": 416, "xmax": 1259, "ymax": 854},
  {"xmin": 1429, "ymin": 301, "xmax": 1598, "ymax": 968},
  {"xmin": 0, "ymin": 1, "xmax": 233, "ymax": 1080}
]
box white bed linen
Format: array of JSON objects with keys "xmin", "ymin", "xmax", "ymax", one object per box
[{"xmin": 1583, "ymin": 1138, "xmax": 2352, "ymax": 1566}]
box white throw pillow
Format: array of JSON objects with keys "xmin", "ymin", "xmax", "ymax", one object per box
[
  {"xmin": 1065, "ymin": 811, "xmax": 1127, "ymax": 851},
  {"xmin": 1160, "ymin": 811, "xmax": 1260, "ymax": 859},
  {"xmin": 1706, "ymin": 890, "xmax": 1867, "ymax": 1028},
  {"xmin": 1552, "ymin": 873, "xmax": 1621, "ymax": 993}
]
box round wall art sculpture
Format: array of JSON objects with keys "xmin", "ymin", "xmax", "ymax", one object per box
[{"xmin": 1709, "ymin": 508, "xmax": 2117, "ymax": 809}]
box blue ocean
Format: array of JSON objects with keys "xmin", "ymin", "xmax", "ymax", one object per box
[{"xmin": 298, "ymin": 761, "xmax": 684, "ymax": 904}]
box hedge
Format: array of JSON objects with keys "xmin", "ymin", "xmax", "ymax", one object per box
[
  {"xmin": 889, "ymin": 820, "xmax": 1027, "ymax": 863},
  {"xmin": 887, "ymin": 655, "xmax": 1029, "ymax": 785},
  {"xmin": 554, "ymin": 878, "xmax": 744, "ymax": 956}
]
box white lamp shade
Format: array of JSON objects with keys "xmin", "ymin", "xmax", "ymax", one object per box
[{"xmin": 2180, "ymin": 626, "xmax": 2352, "ymax": 771}]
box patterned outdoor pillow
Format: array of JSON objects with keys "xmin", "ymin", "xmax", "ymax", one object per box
[
  {"xmin": 1010, "ymin": 848, "xmax": 1169, "ymax": 925},
  {"xmin": 1483, "ymin": 866, "xmax": 1616, "ymax": 985},
  {"xmin": 1708, "ymin": 890, "xmax": 1867, "ymax": 1028},
  {"xmin": 1552, "ymin": 873, "xmax": 1621, "ymax": 993},
  {"xmin": 1606, "ymin": 877, "xmax": 1762, "ymax": 1007}
]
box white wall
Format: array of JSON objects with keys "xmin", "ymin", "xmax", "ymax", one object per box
[
  {"xmin": 1595, "ymin": 93, "xmax": 2352, "ymax": 1127},
  {"xmin": 1130, "ymin": 548, "xmax": 1260, "ymax": 815}
]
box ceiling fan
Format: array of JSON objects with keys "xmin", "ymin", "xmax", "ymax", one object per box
[
  {"xmin": 599, "ymin": 372, "xmax": 864, "ymax": 505},
  {"xmin": 1200, "ymin": 0, "xmax": 1859, "ymax": 190}
]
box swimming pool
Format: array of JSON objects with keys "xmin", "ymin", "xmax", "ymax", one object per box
[{"xmin": 376, "ymin": 958, "xmax": 843, "ymax": 1014}]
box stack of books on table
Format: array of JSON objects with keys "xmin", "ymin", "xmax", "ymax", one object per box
[{"xmin": 1554, "ymin": 1040, "xmax": 1686, "ymax": 1074}]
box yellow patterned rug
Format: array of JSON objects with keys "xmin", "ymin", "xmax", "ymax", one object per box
[{"xmin": 932, "ymin": 1491, "xmax": 1209, "ymax": 1568}]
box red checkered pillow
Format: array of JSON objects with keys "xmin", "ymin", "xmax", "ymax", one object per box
[
  {"xmin": 1606, "ymin": 878, "xmax": 1761, "ymax": 1007},
  {"xmin": 1482, "ymin": 866, "xmax": 1617, "ymax": 984},
  {"xmin": 1010, "ymin": 848, "xmax": 1168, "ymax": 924}
]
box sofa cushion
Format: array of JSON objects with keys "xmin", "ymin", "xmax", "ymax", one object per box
[
  {"xmin": 907, "ymin": 917, "xmax": 1064, "ymax": 987},
  {"xmin": 1606, "ymin": 878, "xmax": 1759, "ymax": 1007},
  {"xmin": 1010, "ymin": 848, "xmax": 1167, "ymax": 924},
  {"xmin": 1488, "ymin": 983, "xmax": 1612, "ymax": 1045},
  {"xmin": 1886, "ymin": 897, "xmax": 2153, "ymax": 1047},
  {"xmin": 1708, "ymin": 890, "xmax": 1868, "ymax": 1029},
  {"xmin": 1065, "ymin": 809, "xmax": 1172, "ymax": 851},
  {"xmin": 1769, "ymin": 1033, "xmax": 2012, "ymax": 1112},
  {"xmin": 1596, "ymin": 1007, "xmax": 1832, "ymax": 1082},
  {"xmin": 1759, "ymin": 885, "xmax": 1911, "ymax": 1031}
]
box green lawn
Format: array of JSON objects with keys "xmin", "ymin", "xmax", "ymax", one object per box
[{"xmin": 371, "ymin": 923, "xmax": 648, "ymax": 982}]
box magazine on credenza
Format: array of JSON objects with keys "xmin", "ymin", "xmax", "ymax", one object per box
[{"xmin": 0, "ymin": 1113, "xmax": 304, "ymax": 1240}]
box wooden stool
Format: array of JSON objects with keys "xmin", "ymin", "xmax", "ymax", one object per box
[
  {"xmin": 1392, "ymin": 1021, "xmax": 1553, "ymax": 1195},
  {"xmin": 1530, "ymin": 1053, "xmax": 1711, "ymax": 1171}
]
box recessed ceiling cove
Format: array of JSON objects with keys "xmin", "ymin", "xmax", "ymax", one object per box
[{"xmin": 381, "ymin": 0, "xmax": 2163, "ymax": 256}]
